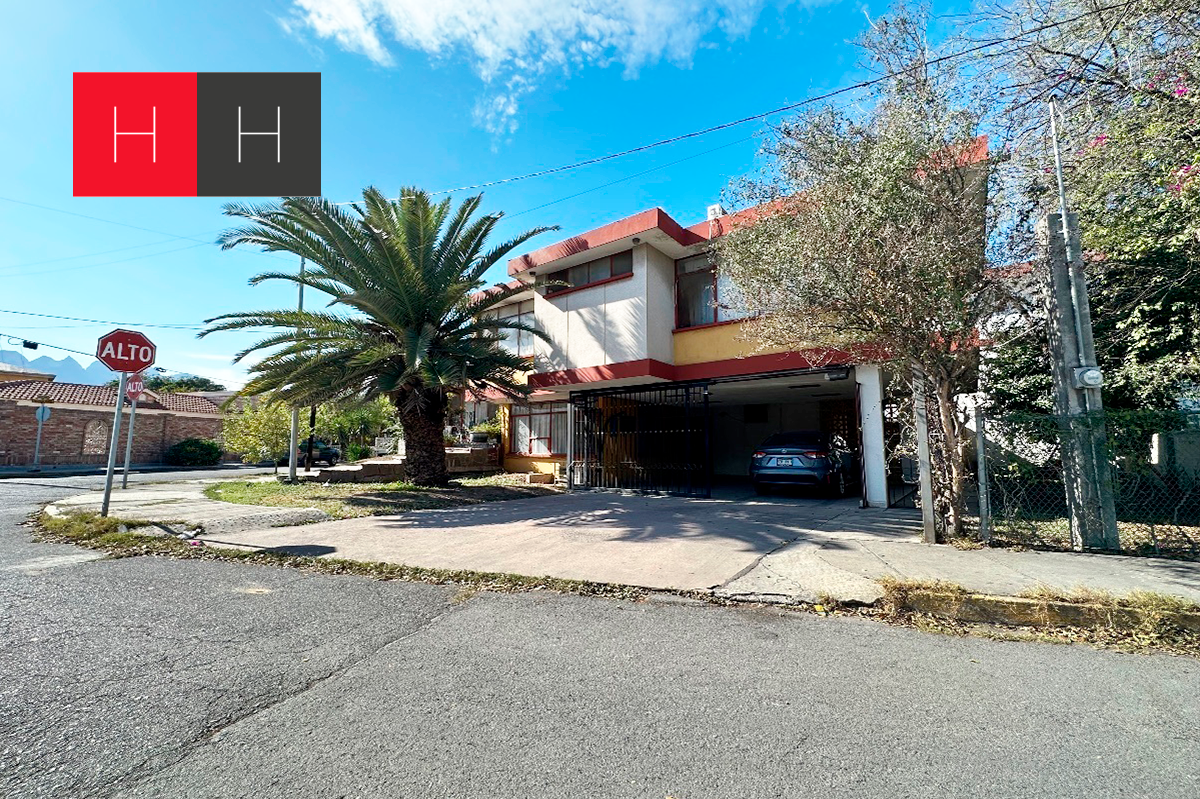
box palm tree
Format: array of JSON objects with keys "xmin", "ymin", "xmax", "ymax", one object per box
[{"xmin": 201, "ymin": 187, "xmax": 556, "ymax": 486}]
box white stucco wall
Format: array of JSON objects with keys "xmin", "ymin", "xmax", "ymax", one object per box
[
  {"xmin": 526, "ymin": 247, "xmax": 662, "ymax": 372},
  {"xmin": 641, "ymin": 244, "xmax": 677, "ymax": 364}
]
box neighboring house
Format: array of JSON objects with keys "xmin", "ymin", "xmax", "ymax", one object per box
[
  {"xmin": 0, "ymin": 362, "xmax": 56, "ymax": 383},
  {"xmin": 471, "ymin": 205, "xmax": 896, "ymax": 505},
  {"xmin": 0, "ymin": 380, "xmax": 225, "ymax": 467}
]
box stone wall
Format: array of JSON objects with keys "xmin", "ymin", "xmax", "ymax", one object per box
[{"xmin": 0, "ymin": 401, "xmax": 224, "ymax": 466}]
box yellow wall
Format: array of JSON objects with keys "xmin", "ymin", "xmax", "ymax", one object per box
[{"xmin": 672, "ymin": 320, "xmax": 792, "ymax": 366}]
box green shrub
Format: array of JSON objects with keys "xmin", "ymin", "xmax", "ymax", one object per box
[
  {"xmin": 470, "ymin": 415, "xmax": 504, "ymax": 438},
  {"xmin": 345, "ymin": 442, "xmax": 372, "ymax": 461},
  {"xmin": 164, "ymin": 438, "xmax": 223, "ymax": 467}
]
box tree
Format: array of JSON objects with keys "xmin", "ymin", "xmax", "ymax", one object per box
[
  {"xmin": 317, "ymin": 397, "xmax": 398, "ymax": 450},
  {"xmin": 106, "ymin": 373, "xmax": 227, "ymax": 392},
  {"xmin": 201, "ymin": 187, "xmax": 555, "ymax": 485},
  {"xmin": 715, "ymin": 10, "xmax": 1014, "ymax": 538},
  {"xmin": 969, "ymin": 0, "xmax": 1200, "ymax": 411},
  {"xmin": 222, "ymin": 400, "xmax": 293, "ymax": 466}
]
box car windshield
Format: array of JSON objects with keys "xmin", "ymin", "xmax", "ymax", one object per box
[{"xmin": 762, "ymin": 431, "xmax": 828, "ymax": 448}]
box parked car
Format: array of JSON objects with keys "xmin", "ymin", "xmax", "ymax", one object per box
[
  {"xmin": 749, "ymin": 430, "xmax": 858, "ymax": 496},
  {"xmin": 276, "ymin": 440, "xmax": 341, "ymax": 467}
]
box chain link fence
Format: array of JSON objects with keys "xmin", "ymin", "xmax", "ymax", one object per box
[{"xmin": 979, "ymin": 409, "xmax": 1200, "ymax": 558}]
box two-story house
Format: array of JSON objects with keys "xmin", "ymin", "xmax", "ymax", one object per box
[{"xmin": 473, "ymin": 204, "xmax": 895, "ymax": 506}]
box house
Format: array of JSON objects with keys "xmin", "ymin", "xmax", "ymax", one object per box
[
  {"xmin": 0, "ymin": 380, "xmax": 225, "ymax": 467},
  {"xmin": 471, "ymin": 205, "xmax": 898, "ymax": 505},
  {"xmin": 0, "ymin": 361, "xmax": 56, "ymax": 383}
]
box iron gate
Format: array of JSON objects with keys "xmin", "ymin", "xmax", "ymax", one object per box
[{"xmin": 569, "ymin": 381, "xmax": 711, "ymax": 497}]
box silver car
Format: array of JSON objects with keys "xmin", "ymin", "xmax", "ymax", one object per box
[{"xmin": 750, "ymin": 430, "xmax": 857, "ymax": 496}]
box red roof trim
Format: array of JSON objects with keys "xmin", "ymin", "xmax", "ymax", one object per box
[
  {"xmin": 507, "ymin": 208, "xmax": 704, "ymax": 276},
  {"xmin": 526, "ymin": 348, "xmax": 886, "ymax": 389}
]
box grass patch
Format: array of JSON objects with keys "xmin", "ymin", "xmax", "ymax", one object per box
[
  {"xmin": 35, "ymin": 510, "xmax": 644, "ymax": 600},
  {"xmin": 202, "ymin": 473, "xmax": 561, "ymax": 519}
]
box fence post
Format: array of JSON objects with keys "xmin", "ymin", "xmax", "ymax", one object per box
[{"xmin": 975, "ymin": 404, "xmax": 991, "ymax": 542}]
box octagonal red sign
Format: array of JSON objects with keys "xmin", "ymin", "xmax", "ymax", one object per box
[{"xmin": 96, "ymin": 329, "xmax": 156, "ymax": 374}]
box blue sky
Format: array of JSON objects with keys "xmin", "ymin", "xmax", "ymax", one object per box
[{"xmin": 0, "ymin": 0, "xmax": 955, "ymax": 388}]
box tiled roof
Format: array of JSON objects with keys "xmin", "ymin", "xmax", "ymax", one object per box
[{"xmin": 0, "ymin": 381, "xmax": 223, "ymax": 414}]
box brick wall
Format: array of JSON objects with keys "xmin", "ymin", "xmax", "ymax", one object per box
[{"xmin": 0, "ymin": 400, "xmax": 223, "ymax": 466}]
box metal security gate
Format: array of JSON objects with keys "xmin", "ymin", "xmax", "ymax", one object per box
[{"xmin": 569, "ymin": 382, "xmax": 711, "ymax": 497}]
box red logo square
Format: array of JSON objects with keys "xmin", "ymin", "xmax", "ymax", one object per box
[{"xmin": 73, "ymin": 72, "xmax": 198, "ymax": 197}]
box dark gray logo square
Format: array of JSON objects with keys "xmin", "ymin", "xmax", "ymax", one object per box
[{"xmin": 196, "ymin": 72, "xmax": 320, "ymax": 197}]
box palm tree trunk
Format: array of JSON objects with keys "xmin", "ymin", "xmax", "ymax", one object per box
[{"xmin": 397, "ymin": 390, "xmax": 449, "ymax": 486}]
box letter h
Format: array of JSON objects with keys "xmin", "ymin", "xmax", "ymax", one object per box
[
  {"xmin": 238, "ymin": 106, "xmax": 281, "ymax": 163},
  {"xmin": 114, "ymin": 106, "xmax": 156, "ymax": 163}
]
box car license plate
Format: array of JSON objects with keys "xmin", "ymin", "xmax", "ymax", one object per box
[{"xmin": 775, "ymin": 458, "xmax": 793, "ymax": 467}]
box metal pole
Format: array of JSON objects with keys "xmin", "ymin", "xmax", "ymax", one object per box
[
  {"xmin": 32, "ymin": 408, "xmax": 46, "ymax": 471},
  {"xmin": 975, "ymin": 404, "xmax": 991, "ymax": 542},
  {"xmin": 121, "ymin": 395, "xmax": 139, "ymax": 489},
  {"xmin": 287, "ymin": 257, "xmax": 305, "ymax": 482},
  {"xmin": 100, "ymin": 372, "xmax": 128, "ymax": 517}
]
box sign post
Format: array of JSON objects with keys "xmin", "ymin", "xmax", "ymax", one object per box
[
  {"xmin": 95, "ymin": 330, "xmax": 156, "ymax": 516},
  {"xmin": 121, "ymin": 372, "xmax": 146, "ymax": 489},
  {"xmin": 32, "ymin": 404, "xmax": 52, "ymax": 471}
]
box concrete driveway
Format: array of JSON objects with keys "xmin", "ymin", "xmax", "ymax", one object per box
[{"xmin": 208, "ymin": 489, "xmax": 919, "ymax": 591}]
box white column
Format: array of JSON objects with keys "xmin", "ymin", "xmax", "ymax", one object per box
[{"xmin": 856, "ymin": 364, "xmax": 889, "ymax": 508}]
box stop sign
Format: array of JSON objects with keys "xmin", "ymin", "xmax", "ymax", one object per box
[
  {"xmin": 96, "ymin": 329, "xmax": 156, "ymax": 374},
  {"xmin": 125, "ymin": 372, "xmax": 146, "ymax": 402}
]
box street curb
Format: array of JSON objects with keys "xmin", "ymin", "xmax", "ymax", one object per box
[
  {"xmin": 0, "ymin": 464, "xmax": 267, "ymax": 480},
  {"xmin": 897, "ymin": 590, "xmax": 1200, "ymax": 633}
]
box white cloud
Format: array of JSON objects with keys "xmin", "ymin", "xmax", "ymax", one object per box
[{"xmin": 289, "ymin": 0, "xmax": 789, "ymax": 134}]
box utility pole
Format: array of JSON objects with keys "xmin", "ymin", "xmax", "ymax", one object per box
[
  {"xmin": 287, "ymin": 257, "xmax": 305, "ymax": 483},
  {"xmin": 1043, "ymin": 98, "xmax": 1119, "ymax": 550}
]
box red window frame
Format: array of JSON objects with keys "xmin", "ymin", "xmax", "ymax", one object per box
[
  {"xmin": 545, "ymin": 251, "xmax": 634, "ymax": 298},
  {"xmin": 675, "ymin": 255, "xmax": 719, "ymax": 329},
  {"xmin": 509, "ymin": 402, "xmax": 568, "ymax": 456}
]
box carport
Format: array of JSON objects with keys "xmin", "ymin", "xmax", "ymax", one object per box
[{"xmin": 567, "ymin": 365, "xmax": 891, "ymax": 506}]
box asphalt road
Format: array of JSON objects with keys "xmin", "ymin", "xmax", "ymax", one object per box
[{"xmin": 1, "ymin": 471, "xmax": 1198, "ymax": 798}]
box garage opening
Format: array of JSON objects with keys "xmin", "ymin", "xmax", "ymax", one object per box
[
  {"xmin": 706, "ymin": 369, "xmax": 860, "ymax": 494},
  {"xmin": 569, "ymin": 382, "xmax": 711, "ymax": 497}
]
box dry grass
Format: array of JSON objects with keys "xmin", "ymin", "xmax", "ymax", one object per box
[
  {"xmin": 203, "ymin": 473, "xmax": 561, "ymax": 519},
  {"xmin": 988, "ymin": 518, "xmax": 1200, "ymax": 561}
]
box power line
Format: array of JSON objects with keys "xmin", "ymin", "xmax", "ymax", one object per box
[
  {"xmin": 0, "ymin": 331, "xmax": 237, "ymax": 387},
  {"xmin": 333, "ymin": 1, "xmax": 1132, "ymax": 207},
  {"xmin": 2, "ymin": 242, "xmax": 210, "ymax": 278},
  {"xmin": 0, "ymin": 309, "xmax": 205, "ymax": 330},
  {"xmin": 0, "ymin": 232, "xmax": 220, "ymax": 272},
  {"xmin": 506, "ymin": 134, "xmax": 755, "ymax": 219},
  {"xmin": 0, "ymin": 196, "xmax": 291, "ymax": 263}
]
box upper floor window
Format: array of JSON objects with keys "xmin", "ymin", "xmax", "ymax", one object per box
[
  {"xmin": 675, "ymin": 254, "xmax": 747, "ymax": 329},
  {"xmin": 546, "ymin": 250, "xmax": 633, "ymax": 297},
  {"xmin": 498, "ymin": 300, "xmax": 536, "ymax": 357}
]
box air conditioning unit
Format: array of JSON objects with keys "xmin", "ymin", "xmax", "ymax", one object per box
[{"xmin": 706, "ymin": 203, "xmax": 727, "ymax": 220}]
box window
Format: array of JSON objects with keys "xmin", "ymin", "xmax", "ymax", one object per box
[
  {"xmin": 547, "ymin": 250, "xmax": 633, "ymax": 296},
  {"xmin": 675, "ymin": 254, "xmax": 749, "ymax": 329},
  {"xmin": 498, "ymin": 300, "xmax": 535, "ymax": 357},
  {"xmin": 510, "ymin": 402, "xmax": 569, "ymax": 456}
]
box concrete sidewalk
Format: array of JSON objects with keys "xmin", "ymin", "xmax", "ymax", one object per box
[
  {"xmin": 45, "ymin": 483, "xmax": 1200, "ymax": 606},
  {"xmin": 48, "ymin": 478, "xmax": 329, "ymax": 536}
]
